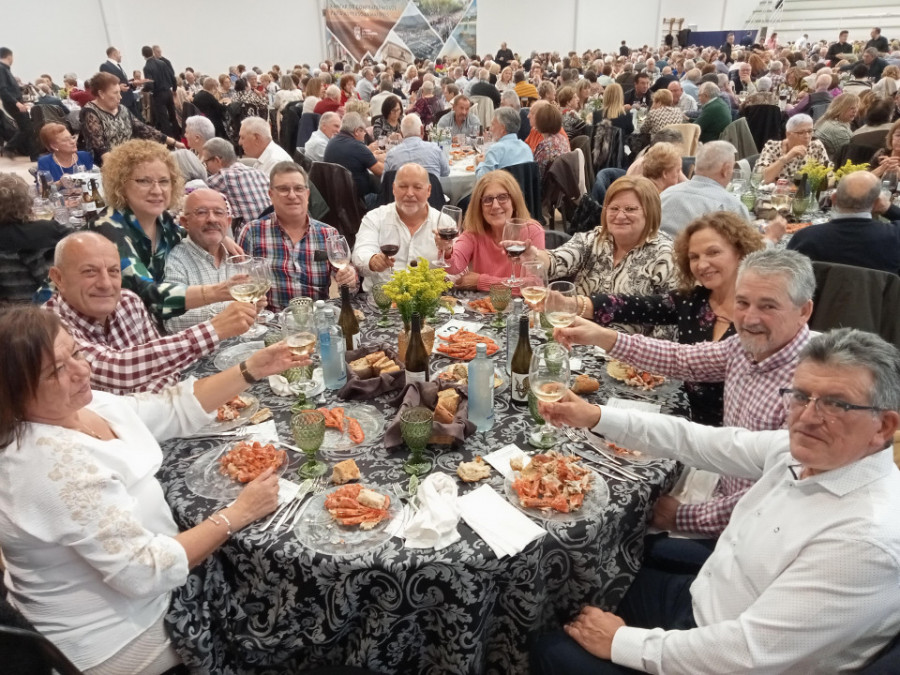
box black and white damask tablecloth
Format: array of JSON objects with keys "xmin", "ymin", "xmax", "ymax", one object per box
[{"xmin": 160, "ymin": 296, "xmax": 684, "ymax": 675}]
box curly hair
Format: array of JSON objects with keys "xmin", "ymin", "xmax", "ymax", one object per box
[
  {"xmin": 599, "ymin": 176, "xmax": 662, "ymax": 244},
  {"xmin": 672, "ymin": 211, "xmax": 765, "ymax": 292},
  {"xmin": 0, "ymin": 173, "xmax": 34, "ymax": 225},
  {"xmin": 101, "ymin": 139, "xmax": 184, "ymax": 212},
  {"xmin": 641, "ymin": 142, "xmax": 682, "ymax": 181},
  {"xmin": 463, "ymin": 170, "xmax": 530, "ymax": 236}
]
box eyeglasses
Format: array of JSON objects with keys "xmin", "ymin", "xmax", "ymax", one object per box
[
  {"xmin": 131, "ymin": 177, "xmax": 172, "ymax": 190},
  {"xmin": 272, "ymin": 184, "xmax": 309, "ymax": 196},
  {"xmin": 200, "ymin": 156, "xmax": 218, "ymax": 166},
  {"xmin": 606, "ymin": 205, "xmax": 642, "ymax": 217},
  {"xmin": 481, "ymin": 192, "xmax": 511, "ymax": 207},
  {"xmin": 779, "ymin": 388, "xmax": 884, "ymax": 421},
  {"xmin": 788, "ymin": 129, "xmax": 814, "ymax": 136},
  {"xmin": 188, "ymin": 207, "xmax": 228, "ymax": 218}
]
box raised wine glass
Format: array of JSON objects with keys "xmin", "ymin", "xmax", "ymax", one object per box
[
  {"xmin": 519, "ymin": 260, "xmax": 548, "ymax": 327},
  {"xmin": 326, "ymin": 234, "xmax": 352, "ymax": 273},
  {"xmin": 378, "ymin": 224, "xmax": 401, "ymax": 272},
  {"xmin": 529, "ymin": 342, "xmax": 571, "ymax": 435},
  {"xmin": 502, "ymin": 218, "xmax": 528, "ymax": 286},
  {"xmin": 226, "ymin": 255, "xmax": 267, "ymax": 339},
  {"xmin": 544, "ymin": 281, "xmax": 578, "ymax": 330},
  {"xmin": 527, "ymin": 387, "xmax": 558, "ymax": 449},
  {"xmin": 291, "ymin": 410, "xmax": 328, "ymax": 479},
  {"xmin": 433, "ymin": 205, "xmax": 462, "ymax": 268},
  {"xmin": 283, "ymin": 306, "xmax": 318, "ymax": 395}
]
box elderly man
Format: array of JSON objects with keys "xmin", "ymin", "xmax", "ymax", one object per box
[
  {"xmin": 788, "ymin": 171, "xmax": 900, "ymax": 274},
  {"xmin": 475, "ymin": 107, "xmax": 533, "ymax": 178},
  {"xmin": 513, "ymin": 70, "xmax": 539, "ymax": 102},
  {"xmin": 694, "ymin": 81, "xmax": 732, "ymax": 143},
  {"xmin": 239, "ymin": 116, "xmax": 292, "ymax": 177},
  {"xmin": 436, "ymin": 94, "xmax": 483, "ymax": 137},
  {"xmin": 352, "ymin": 163, "xmax": 448, "ymax": 292},
  {"xmin": 666, "ymin": 80, "xmax": 697, "ymax": 113},
  {"xmin": 384, "ymin": 113, "xmax": 448, "ymax": 177},
  {"xmin": 680, "ymin": 67, "xmax": 701, "ymax": 100},
  {"xmin": 324, "ymin": 111, "xmax": 386, "ymax": 207},
  {"xmin": 202, "ymin": 137, "xmax": 271, "ymax": 226},
  {"xmin": 533, "ymin": 328, "xmax": 900, "ymax": 673},
  {"xmin": 862, "ymin": 46, "xmax": 889, "ymax": 81},
  {"xmin": 184, "ymin": 115, "xmax": 215, "ymax": 155},
  {"xmin": 787, "ymin": 73, "xmax": 834, "ymax": 117},
  {"xmin": 305, "ymin": 111, "xmax": 341, "ymax": 162},
  {"xmin": 565, "ymin": 249, "xmax": 814, "ymax": 561},
  {"xmin": 314, "ymin": 84, "xmax": 342, "ymax": 115},
  {"xmin": 660, "ymin": 141, "xmax": 750, "ymax": 236},
  {"xmin": 356, "ymin": 67, "xmax": 376, "ymax": 102},
  {"xmin": 730, "ymin": 61, "xmax": 757, "ymax": 95},
  {"xmin": 237, "ymin": 162, "xmax": 357, "ymax": 306},
  {"xmin": 192, "ymin": 77, "xmax": 227, "ymax": 138},
  {"xmin": 368, "ymin": 76, "xmax": 396, "ymax": 117},
  {"xmin": 46, "ymin": 231, "xmax": 255, "ymax": 395},
  {"xmin": 470, "ymin": 68, "xmax": 501, "ymax": 108}
]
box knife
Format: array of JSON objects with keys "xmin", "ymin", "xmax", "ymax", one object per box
[{"xmin": 570, "ymin": 446, "xmax": 643, "ymax": 481}]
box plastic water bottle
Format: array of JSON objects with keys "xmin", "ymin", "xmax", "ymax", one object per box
[
  {"xmin": 506, "ymin": 298, "xmax": 523, "ymax": 374},
  {"xmin": 318, "ymin": 307, "xmax": 347, "ymax": 390},
  {"xmin": 467, "ymin": 342, "xmax": 494, "ymax": 432}
]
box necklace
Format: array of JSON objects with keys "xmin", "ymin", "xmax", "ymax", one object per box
[
  {"xmin": 53, "ymin": 151, "xmax": 77, "ymax": 168},
  {"xmin": 76, "ymin": 425, "xmax": 104, "ymax": 440}
]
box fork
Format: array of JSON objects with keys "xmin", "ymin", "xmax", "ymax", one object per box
[
  {"xmin": 562, "ymin": 427, "xmax": 642, "ymax": 481},
  {"xmin": 289, "ymin": 477, "xmax": 328, "ymax": 529},
  {"xmin": 275, "ymin": 476, "xmax": 323, "ymax": 530},
  {"xmin": 261, "ymin": 478, "xmax": 313, "ymax": 531}
]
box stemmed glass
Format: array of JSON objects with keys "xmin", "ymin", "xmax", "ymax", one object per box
[
  {"xmin": 433, "ymin": 205, "xmax": 462, "ymax": 268},
  {"xmin": 291, "ymin": 410, "xmax": 327, "ymax": 478},
  {"xmin": 372, "ymin": 282, "xmax": 393, "ymax": 327},
  {"xmin": 489, "ymin": 283, "xmax": 511, "ymax": 330},
  {"xmin": 529, "ymin": 342, "xmax": 571, "ymax": 435},
  {"xmin": 226, "ymin": 255, "xmax": 268, "ymax": 339},
  {"xmin": 527, "ymin": 388, "xmax": 558, "ymax": 449},
  {"xmin": 519, "ymin": 260, "xmax": 548, "ymax": 327},
  {"xmin": 791, "ymin": 192, "xmax": 812, "ymax": 221},
  {"xmin": 502, "ymin": 218, "xmax": 528, "ymax": 286},
  {"xmin": 283, "ymin": 305, "xmax": 318, "ymax": 395},
  {"xmin": 326, "ymin": 235, "xmax": 352, "ymax": 273},
  {"xmin": 544, "ymin": 281, "xmax": 578, "ymax": 330},
  {"xmin": 378, "ymin": 225, "xmax": 400, "ymax": 272},
  {"xmin": 749, "ymin": 165, "xmax": 765, "ymax": 190},
  {"xmin": 401, "ymin": 406, "xmax": 433, "ymax": 476}
]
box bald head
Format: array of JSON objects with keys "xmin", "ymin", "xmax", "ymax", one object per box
[
  {"xmin": 50, "ymin": 232, "xmax": 122, "ymax": 321},
  {"xmin": 667, "ymin": 80, "xmax": 683, "ymax": 102},
  {"xmin": 53, "ymin": 231, "xmax": 116, "ymax": 267},
  {"xmin": 833, "ymin": 171, "xmax": 880, "ymax": 213},
  {"xmin": 393, "ymin": 163, "xmax": 431, "ymax": 217}
]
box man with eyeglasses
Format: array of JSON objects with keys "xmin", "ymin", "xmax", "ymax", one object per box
[
  {"xmin": 323, "ymin": 112, "xmax": 386, "ymax": 208},
  {"xmin": 202, "ymin": 137, "xmax": 271, "ymax": 229},
  {"xmin": 532, "ymin": 327, "xmax": 900, "ymax": 674},
  {"xmin": 237, "ymin": 162, "xmax": 357, "ymax": 306}
]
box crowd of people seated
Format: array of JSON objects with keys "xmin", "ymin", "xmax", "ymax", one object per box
[{"xmin": 1, "ymin": 24, "xmax": 900, "ymax": 674}]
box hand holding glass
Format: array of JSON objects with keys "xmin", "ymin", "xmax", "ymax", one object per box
[
  {"xmin": 502, "ymin": 218, "xmax": 528, "ymax": 286},
  {"xmin": 433, "ymin": 205, "xmax": 461, "ymax": 268}
]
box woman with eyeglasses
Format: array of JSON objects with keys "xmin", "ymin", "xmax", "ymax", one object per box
[
  {"xmin": 435, "ymin": 170, "xmax": 545, "ymax": 291},
  {"xmin": 756, "ymin": 113, "xmax": 831, "ymax": 184},
  {"xmin": 88, "ymin": 140, "xmax": 239, "ymax": 324}
]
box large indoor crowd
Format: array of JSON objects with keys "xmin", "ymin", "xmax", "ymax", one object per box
[{"xmin": 1, "ymin": 23, "xmax": 900, "ymax": 675}]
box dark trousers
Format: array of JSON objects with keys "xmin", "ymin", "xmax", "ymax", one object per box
[
  {"xmin": 643, "ymin": 532, "xmax": 717, "ymax": 575},
  {"xmin": 2, "ymin": 102, "xmax": 37, "ymax": 159},
  {"xmin": 149, "ymin": 89, "xmax": 178, "ymax": 137},
  {"xmin": 530, "ymin": 567, "xmax": 697, "ymax": 675}
]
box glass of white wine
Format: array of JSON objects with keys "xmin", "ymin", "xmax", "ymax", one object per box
[
  {"xmin": 529, "ymin": 342, "xmax": 571, "ymax": 404},
  {"xmin": 226, "ymin": 255, "xmax": 267, "ymax": 339},
  {"xmin": 519, "ymin": 260, "xmax": 548, "ymax": 327},
  {"xmin": 283, "ymin": 306, "xmax": 319, "ymax": 394},
  {"xmin": 544, "ymin": 281, "xmax": 578, "ymax": 329},
  {"xmin": 326, "ymin": 234, "xmax": 353, "ymax": 273}
]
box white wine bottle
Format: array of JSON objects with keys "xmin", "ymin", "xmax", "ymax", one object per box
[
  {"xmin": 404, "ymin": 312, "xmax": 429, "ymax": 383},
  {"xmin": 338, "ymin": 284, "xmax": 360, "ymax": 352},
  {"xmin": 510, "ymin": 315, "xmax": 532, "ymax": 406}
]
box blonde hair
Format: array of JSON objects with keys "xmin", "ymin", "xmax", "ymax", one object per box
[
  {"xmin": 652, "ymin": 89, "xmax": 674, "ymax": 106},
  {"xmin": 463, "ymin": 171, "xmax": 531, "ymax": 235},
  {"xmin": 601, "ymin": 83, "xmax": 625, "ymax": 119},
  {"xmin": 599, "ymin": 176, "xmax": 661, "ymax": 244},
  {"xmin": 641, "ymin": 142, "xmax": 682, "ymax": 181},
  {"xmin": 817, "ymin": 93, "xmax": 859, "ymax": 126},
  {"xmin": 101, "ymin": 139, "xmax": 184, "ymax": 212}
]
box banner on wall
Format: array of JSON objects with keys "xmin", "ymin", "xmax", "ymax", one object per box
[{"xmin": 324, "ymin": 0, "xmax": 477, "ymax": 68}]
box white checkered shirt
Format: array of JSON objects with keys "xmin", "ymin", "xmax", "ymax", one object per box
[{"xmin": 164, "ymin": 238, "xmax": 230, "ymax": 333}]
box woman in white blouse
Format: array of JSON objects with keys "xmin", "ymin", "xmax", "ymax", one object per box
[{"xmin": 0, "ymin": 306, "xmax": 303, "ymax": 675}]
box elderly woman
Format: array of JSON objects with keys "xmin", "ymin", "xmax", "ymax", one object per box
[
  {"xmin": 869, "ymin": 118, "xmax": 900, "ymax": 179},
  {"xmin": 640, "ymin": 89, "xmax": 685, "ymax": 136},
  {"xmin": 373, "ymin": 95, "xmax": 403, "ymax": 140},
  {"xmin": 741, "ymin": 76, "xmax": 778, "ymax": 108},
  {"xmin": 80, "ymin": 72, "xmax": 182, "ymax": 165},
  {"xmin": 533, "ymin": 103, "xmax": 571, "ymax": 179},
  {"xmin": 217, "ymin": 73, "xmax": 233, "ymax": 101},
  {"xmin": 586, "ymin": 212, "xmax": 764, "ymax": 425},
  {"xmin": 525, "ymin": 176, "xmax": 678, "ymax": 334},
  {"xmin": 813, "ymin": 93, "xmax": 859, "ymax": 161},
  {"xmin": 437, "ymin": 170, "xmax": 546, "ymax": 292},
  {"xmin": 339, "ymin": 73, "xmax": 360, "ymax": 105},
  {"xmin": 0, "ymin": 306, "xmax": 303, "ymax": 674},
  {"xmin": 757, "ymin": 114, "xmax": 831, "ymax": 184},
  {"xmin": 0, "ymin": 174, "xmax": 69, "ymax": 303},
  {"xmin": 408, "ymin": 80, "xmax": 441, "ymax": 128},
  {"xmin": 36, "ymin": 123, "xmax": 94, "ymax": 181},
  {"xmin": 89, "ymin": 139, "xmax": 236, "ymax": 323},
  {"xmin": 640, "ymin": 142, "xmax": 684, "ymax": 193},
  {"xmin": 557, "ymin": 86, "xmax": 587, "ymax": 139}
]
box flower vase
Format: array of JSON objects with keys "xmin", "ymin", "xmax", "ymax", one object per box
[{"xmin": 398, "ymin": 323, "xmax": 435, "ymax": 363}]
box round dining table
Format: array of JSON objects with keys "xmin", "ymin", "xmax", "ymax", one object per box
[{"xmin": 160, "ymin": 293, "xmax": 684, "ymax": 675}]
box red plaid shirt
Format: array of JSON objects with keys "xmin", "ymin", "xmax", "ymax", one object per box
[
  {"xmin": 46, "ymin": 289, "xmax": 219, "ymax": 395},
  {"xmin": 611, "ymin": 325, "xmax": 811, "ymax": 536},
  {"xmin": 207, "ymin": 163, "xmax": 271, "ymax": 224}
]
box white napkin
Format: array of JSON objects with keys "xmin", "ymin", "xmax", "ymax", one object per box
[
  {"xmin": 404, "ymin": 473, "xmax": 462, "ymax": 550},
  {"xmin": 483, "ymin": 443, "xmax": 529, "ymax": 481},
  {"xmin": 458, "ymin": 485, "xmax": 546, "ymax": 558},
  {"xmin": 245, "ymin": 419, "xmax": 280, "ymax": 443}
]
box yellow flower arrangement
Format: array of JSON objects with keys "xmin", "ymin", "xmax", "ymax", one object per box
[
  {"xmin": 381, "ymin": 258, "xmax": 453, "ymax": 328},
  {"xmin": 796, "ymin": 158, "xmax": 830, "ymax": 193},
  {"xmin": 832, "ymin": 160, "xmax": 870, "ymax": 183}
]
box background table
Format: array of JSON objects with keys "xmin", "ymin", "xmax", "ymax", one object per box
[
  {"xmin": 160, "ymin": 295, "xmax": 683, "ymax": 674},
  {"xmin": 440, "ymin": 153, "xmax": 478, "ymax": 205}
]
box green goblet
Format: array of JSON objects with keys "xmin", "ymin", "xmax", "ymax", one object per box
[
  {"xmin": 528, "ymin": 387, "xmax": 558, "ymax": 449},
  {"xmin": 489, "ymin": 283, "xmax": 511, "ymax": 329},
  {"xmin": 291, "ymin": 410, "xmax": 328, "ymax": 478},
  {"xmin": 400, "ymin": 406, "xmax": 434, "ymax": 476},
  {"xmin": 372, "ymin": 282, "xmax": 393, "ymax": 327}
]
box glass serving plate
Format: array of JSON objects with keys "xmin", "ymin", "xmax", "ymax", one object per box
[
  {"xmin": 184, "ymin": 441, "xmax": 289, "ymax": 501},
  {"xmin": 294, "ymin": 486, "xmax": 400, "ymax": 556}
]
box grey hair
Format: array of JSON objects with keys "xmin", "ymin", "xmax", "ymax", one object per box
[
  {"xmin": 421, "ymin": 80, "xmax": 435, "ymax": 93},
  {"xmin": 756, "ymin": 76, "xmax": 773, "ymax": 92},
  {"xmin": 400, "ymin": 113, "xmax": 423, "ymax": 138},
  {"xmin": 800, "ymin": 328, "xmax": 900, "ymax": 411},
  {"xmin": 785, "ymin": 114, "xmax": 813, "ymax": 132},
  {"xmin": 500, "ymin": 89, "xmax": 521, "ymax": 109},
  {"xmin": 340, "ymin": 112, "xmax": 366, "ymax": 133},
  {"xmin": 769, "ymin": 60, "xmax": 784, "ymax": 72},
  {"xmin": 651, "ymin": 127, "xmax": 684, "ymax": 145},
  {"xmin": 240, "ymin": 116, "xmax": 271, "ymax": 139},
  {"xmin": 63, "ymin": 72, "xmax": 78, "ymax": 83},
  {"xmin": 699, "ymin": 81, "xmax": 720, "ymax": 100},
  {"xmin": 173, "ymin": 149, "xmax": 207, "ymax": 182},
  {"xmin": 325, "ymin": 84, "xmax": 341, "ymax": 99},
  {"xmin": 865, "ymin": 47, "xmax": 879, "ymax": 58},
  {"xmin": 203, "ymin": 137, "xmax": 237, "ymax": 166},
  {"xmin": 184, "ymin": 115, "xmax": 215, "ymax": 142},
  {"xmin": 318, "ymin": 111, "xmax": 340, "ymax": 129},
  {"xmin": 696, "ymin": 140, "xmax": 737, "ymax": 173},
  {"xmin": 493, "ymin": 106, "xmax": 520, "ymax": 135},
  {"xmin": 737, "ymin": 249, "xmax": 815, "ymax": 306},
  {"xmin": 833, "ymin": 171, "xmax": 881, "ymax": 212},
  {"xmin": 53, "ymin": 231, "xmax": 113, "ymax": 267}
]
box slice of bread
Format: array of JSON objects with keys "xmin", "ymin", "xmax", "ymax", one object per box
[
  {"xmin": 331, "ymin": 458, "xmax": 361, "ymax": 485},
  {"xmin": 349, "ymin": 357, "xmax": 373, "ymax": 379},
  {"xmin": 365, "ymin": 351, "xmax": 386, "ymax": 365}
]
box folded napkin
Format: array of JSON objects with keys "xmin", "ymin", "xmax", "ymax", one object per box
[
  {"xmin": 458, "ymin": 485, "xmax": 546, "ymax": 558},
  {"xmin": 384, "ymin": 381, "xmax": 475, "ymax": 449},
  {"xmin": 404, "ymin": 473, "xmax": 462, "ymax": 550},
  {"xmin": 337, "ymin": 344, "xmax": 406, "ymax": 400}
]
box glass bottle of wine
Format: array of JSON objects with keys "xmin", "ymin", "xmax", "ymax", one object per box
[
  {"xmin": 510, "ymin": 315, "xmax": 532, "ymax": 406},
  {"xmin": 404, "ymin": 311, "xmax": 429, "ymax": 383},
  {"xmin": 338, "ymin": 284, "xmax": 360, "ymax": 352}
]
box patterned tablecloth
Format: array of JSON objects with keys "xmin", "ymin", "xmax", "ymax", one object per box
[{"xmin": 160, "ymin": 293, "xmax": 686, "ymax": 675}]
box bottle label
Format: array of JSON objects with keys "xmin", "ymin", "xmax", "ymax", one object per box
[
  {"xmin": 351, "ymin": 333, "xmax": 360, "ymax": 350},
  {"xmin": 510, "ymin": 372, "xmax": 530, "ymax": 404},
  {"xmin": 406, "ymin": 369, "xmax": 427, "ymax": 384},
  {"xmin": 84, "ymin": 201, "xmax": 96, "ymax": 212}
]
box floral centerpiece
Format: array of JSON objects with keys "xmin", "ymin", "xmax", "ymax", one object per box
[
  {"xmin": 381, "ymin": 259, "xmax": 452, "ymax": 361},
  {"xmin": 796, "ymin": 158, "xmax": 830, "ymax": 194},
  {"xmin": 833, "ymin": 160, "xmax": 870, "ymax": 183}
]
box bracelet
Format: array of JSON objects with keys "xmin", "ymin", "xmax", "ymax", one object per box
[
  {"xmin": 239, "ymin": 360, "xmax": 258, "ymax": 384},
  {"xmin": 208, "ymin": 512, "xmax": 233, "ymax": 536}
]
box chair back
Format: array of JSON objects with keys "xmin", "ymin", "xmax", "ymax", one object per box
[
  {"xmin": 544, "ymin": 229, "xmax": 572, "ymax": 249},
  {"xmin": 718, "ymin": 117, "xmax": 757, "ymax": 159},
  {"xmin": 279, "ymin": 101, "xmax": 303, "ymax": 152},
  {"xmin": 293, "ymin": 147, "xmax": 314, "ymax": 173},
  {"xmin": 742, "ymin": 104, "xmax": 785, "ymax": 152},
  {"xmin": 296, "ymin": 112, "xmax": 321, "ymax": 149},
  {"xmin": 469, "ymin": 95, "xmax": 495, "ymax": 129},
  {"xmin": 859, "ymin": 630, "xmax": 900, "ymax": 674},
  {"xmin": 570, "ymin": 135, "xmax": 594, "ymax": 185},
  {"xmin": 308, "ymin": 161, "xmax": 364, "ymax": 248},
  {"xmin": 501, "ymin": 161, "xmax": 542, "ymax": 221},
  {"xmin": 377, "ymin": 170, "xmax": 448, "ymax": 211},
  {"xmin": 0, "ymin": 595, "xmax": 83, "ymax": 675},
  {"xmin": 662, "ymin": 123, "xmax": 700, "ymax": 157}
]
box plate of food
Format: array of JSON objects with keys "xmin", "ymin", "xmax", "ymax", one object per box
[
  {"xmin": 214, "ymin": 342, "xmax": 264, "ymax": 371},
  {"xmin": 603, "ymin": 360, "xmax": 681, "ymax": 396},
  {"xmin": 466, "ymin": 297, "xmax": 496, "ymax": 314},
  {"xmin": 195, "ymin": 395, "xmax": 261, "ymax": 433},
  {"xmin": 184, "ymin": 440, "xmax": 289, "ymax": 501},
  {"xmin": 294, "ymin": 484, "xmax": 399, "ymax": 556},
  {"xmin": 503, "ymin": 451, "xmax": 609, "ymax": 523},
  {"xmin": 316, "ymin": 404, "xmax": 385, "ymax": 457},
  {"xmin": 435, "ymin": 328, "xmax": 500, "ymax": 360},
  {"xmin": 433, "ymin": 362, "xmax": 508, "ymax": 393}
]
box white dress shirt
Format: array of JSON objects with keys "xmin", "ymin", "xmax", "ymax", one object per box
[
  {"xmin": 593, "ymin": 407, "xmax": 900, "ymax": 674},
  {"xmin": 304, "ymin": 129, "xmax": 330, "ymax": 162},
  {"xmin": 255, "ymin": 141, "xmax": 293, "ymax": 178}
]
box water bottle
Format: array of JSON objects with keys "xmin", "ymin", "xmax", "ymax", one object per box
[
  {"xmin": 506, "ymin": 298, "xmax": 523, "ymax": 374},
  {"xmin": 467, "ymin": 342, "xmax": 494, "ymax": 431},
  {"xmin": 49, "ymin": 184, "xmax": 69, "ymax": 225},
  {"xmin": 318, "ymin": 307, "xmax": 347, "ymax": 390}
]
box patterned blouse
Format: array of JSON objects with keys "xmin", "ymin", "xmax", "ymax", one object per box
[
  {"xmin": 80, "ymin": 102, "xmax": 167, "ymax": 163},
  {"xmin": 373, "ymin": 116, "xmax": 401, "ymax": 140},
  {"xmin": 546, "ymin": 227, "xmax": 678, "ymax": 335},
  {"xmin": 534, "ymin": 131, "xmax": 571, "ymax": 179},
  {"xmin": 591, "ymin": 285, "xmax": 734, "ymax": 426},
  {"xmin": 639, "ymin": 105, "xmax": 686, "ymax": 136},
  {"xmin": 755, "ymin": 138, "xmax": 831, "ymax": 181}
]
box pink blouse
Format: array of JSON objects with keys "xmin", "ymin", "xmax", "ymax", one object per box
[{"xmin": 447, "ymin": 222, "xmax": 546, "ymax": 292}]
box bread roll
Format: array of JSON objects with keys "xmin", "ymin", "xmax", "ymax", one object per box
[
  {"xmin": 349, "ymin": 357, "xmax": 373, "ymax": 379},
  {"xmin": 434, "ymin": 388, "xmax": 460, "ymax": 424},
  {"xmin": 457, "ymin": 456, "xmax": 491, "ymax": 482},
  {"xmin": 571, "ymin": 374, "xmax": 600, "ymax": 395},
  {"xmin": 365, "ymin": 351, "xmax": 386, "ymax": 365},
  {"xmin": 373, "ymin": 356, "xmax": 395, "ymax": 373},
  {"xmin": 380, "ymin": 364, "xmax": 401, "ymax": 373},
  {"xmin": 357, "ymin": 487, "xmax": 388, "ymax": 509},
  {"xmin": 331, "ymin": 459, "xmax": 361, "ymax": 485}
]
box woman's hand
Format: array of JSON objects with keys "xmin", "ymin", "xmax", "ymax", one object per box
[
  {"xmin": 230, "ymin": 468, "xmax": 280, "ymax": 526},
  {"xmin": 783, "ymin": 142, "xmax": 807, "ymax": 162},
  {"xmin": 552, "ymin": 315, "xmax": 616, "ymax": 350},
  {"xmin": 454, "ymin": 271, "xmax": 480, "ymax": 289},
  {"xmin": 245, "ymin": 341, "xmax": 311, "ymax": 380},
  {"xmin": 537, "ymin": 389, "xmax": 602, "ymax": 429}
]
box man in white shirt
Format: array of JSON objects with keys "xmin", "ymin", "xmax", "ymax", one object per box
[
  {"xmin": 384, "ymin": 114, "xmax": 449, "ymax": 177},
  {"xmin": 532, "ymin": 327, "xmax": 900, "ymax": 674},
  {"xmin": 305, "ymin": 112, "xmax": 341, "ymax": 162},
  {"xmin": 239, "ymin": 116, "xmax": 292, "ymax": 177},
  {"xmin": 351, "ymin": 163, "xmax": 448, "ymax": 292},
  {"xmin": 667, "ymin": 80, "xmax": 697, "ymax": 114}
]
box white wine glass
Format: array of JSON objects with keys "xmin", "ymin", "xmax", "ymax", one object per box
[
  {"xmin": 502, "ymin": 218, "xmax": 528, "ymax": 286},
  {"xmin": 283, "ymin": 306, "xmax": 318, "ymax": 394},
  {"xmin": 544, "ymin": 281, "xmax": 578, "ymax": 329},
  {"xmin": 433, "ymin": 205, "xmax": 461, "ymax": 268},
  {"xmin": 377, "ymin": 225, "xmax": 401, "ymax": 272},
  {"xmin": 226, "ymin": 255, "xmax": 266, "ymax": 339},
  {"xmin": 326, "ymin": 234, "xmax": 352, "ymax": 272},
  {"xmin": 519, "ymin": 260, "xmax": 548, "ymax": 326},
  {"xmin": 530, "ymin": 342, "xmax": 572, "ymax": 440}
]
